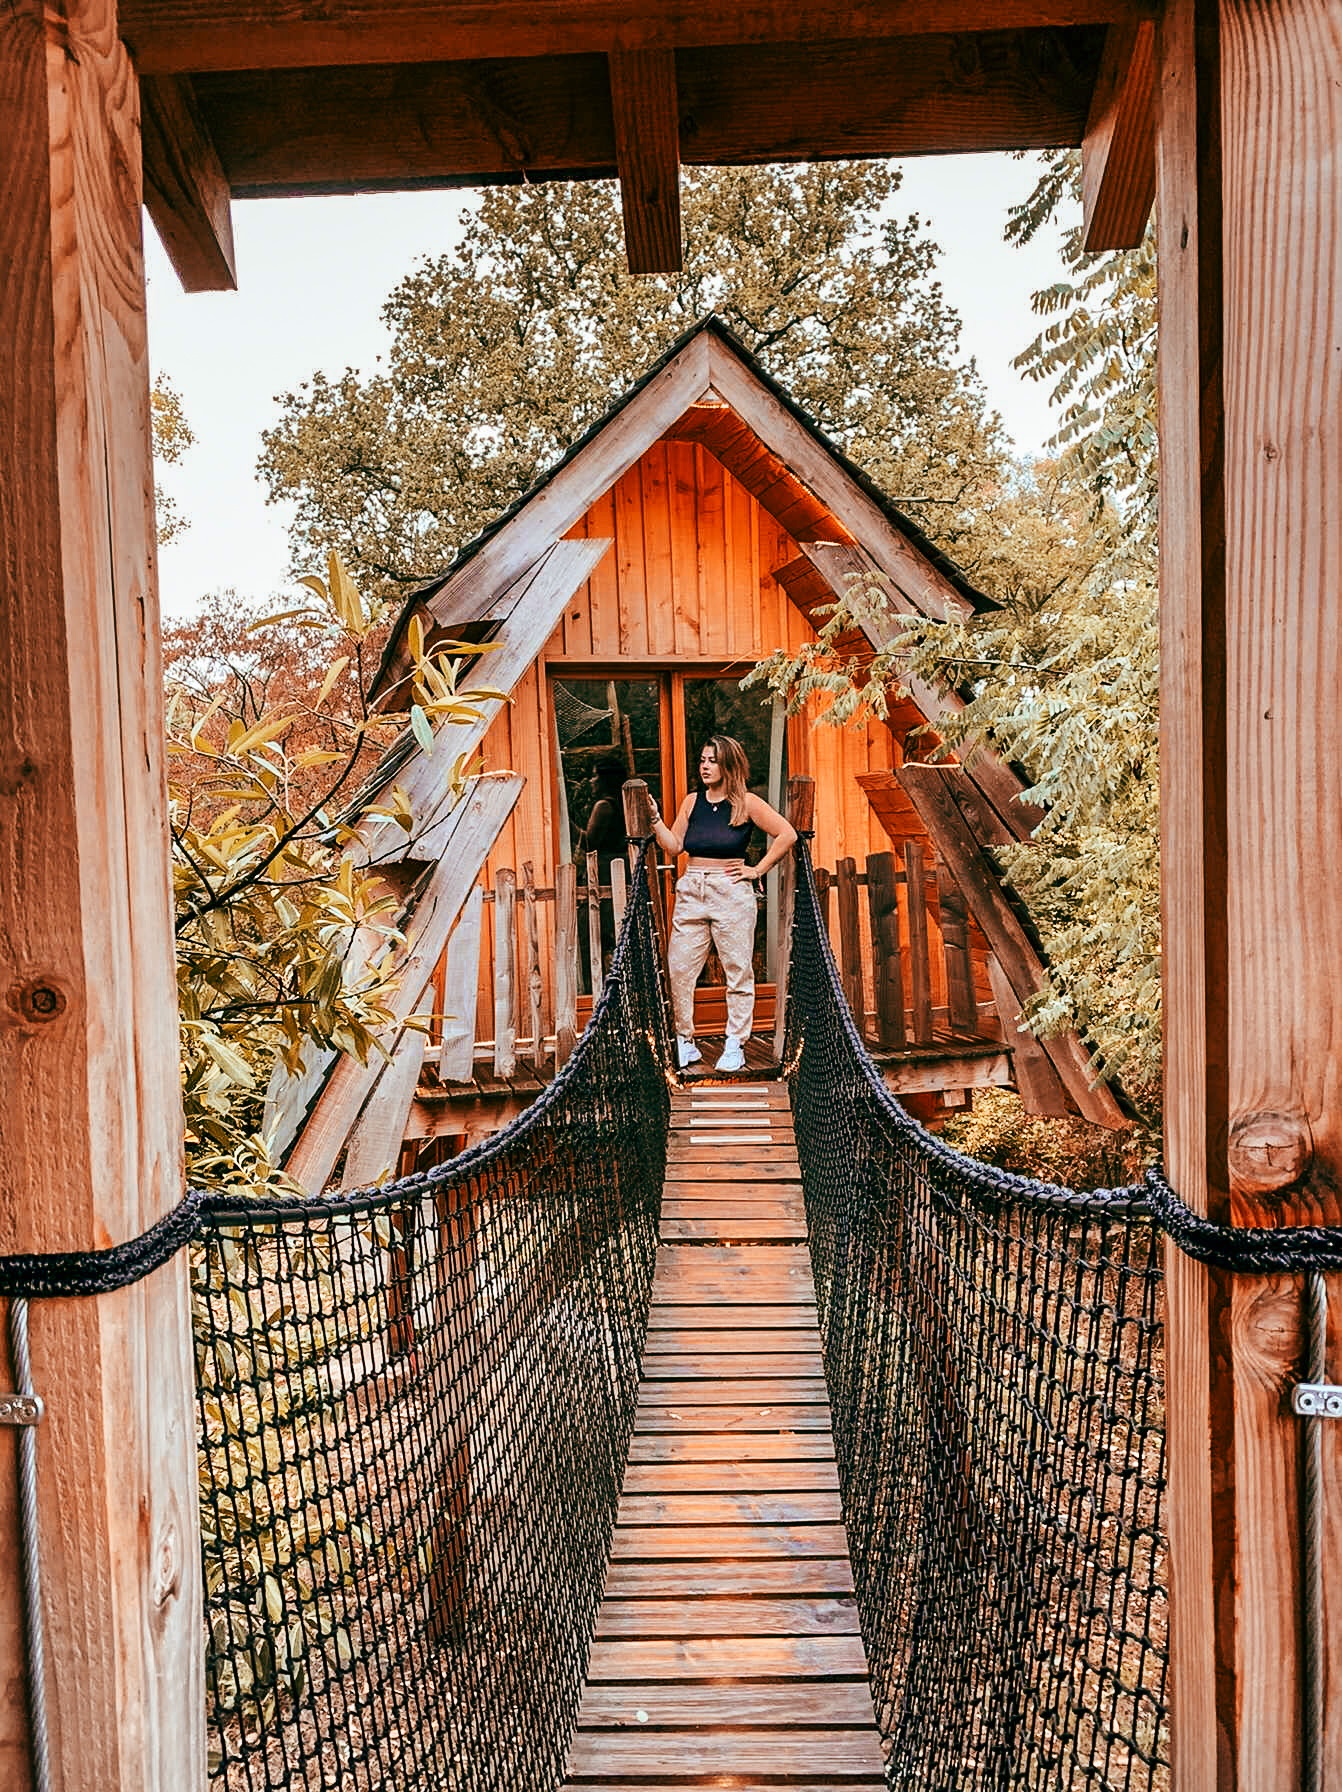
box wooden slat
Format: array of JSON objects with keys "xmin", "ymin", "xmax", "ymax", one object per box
[
  {"xmin": 520, "ymin": 860, "xmax": 546, "ymax": 1071},
  {"xmin": 835, "ymin": 855, "xmax": 865, "ymax": 1023},
  {"xmin": 660, "ymin": 1216, "xmax": 807, "ymax": 1241},
  {"xmin": 618, "ymin": 1492, "xmax": 841, "ymax": 1525},
  {"xmin": 646, "ymin": 1303, "xmax": 815, "ymax": 1330},
  {"xmin": 937, "ymin": 861, "xmax": 979, "ymax": 1034},
  {"xmin": 578, "ymin": 1681, "xmax": 873, "ymax": 1722},
  {"xmin": 594, "ymin": 1595, "xmax": 857, "ymax": 1636},
  {"xmin": 438, "ymin": 883, "xmax": 484, "ymax": 1082},
  {"xmin": 903, "ymin": 839, "xmax": 934, "ymax": 1046},
  {"xmin": 1081, "ymin": 17, "xmax": 1156, "ymax": 250},
  {"xmin": 773, "ymin": 776, "xmax": 816, "ymax": 1055},
  {"xmin": 566, "ymin": 1731, "xmax": 884, "ymax": 1776},
  {"xmin": 609, "ymin": 49, "xmax": 681, "ymax": 274},
  {"xmin": 629, "ymin": 1404, "xmax": 832, "ymax": 1433},
  {"xmin": 866, "ymin": 849, "xmax": 906, "ymax": 1050},
  {"xmin": 492, "ymin": 866, "xmax": 518, "ymax": 1077},
  {"xmin": 584, "ymin": 849, "xmax": 604, "ymax": 998},
  {"xmin": 986, "ymin": 952, "xmax": 1072, "ymax": 1119},
  {"xmin": 622, "ymin": 1460, "xmax": 839, "ymax": 1492},
  {"xmin": 611, "ymin": 1523, "xmax": 851, "ymax": 1560},
  {"xmin": 609, "ymin": 853, "xmax": 627, "ymax": 938},
  {"xmin": 604, "ymin": 1557, "xmax": 852, "ymax": 1595},
  {"xmin": 645, "ymin": 1327, "xmax": 814, "ymax": 1353},
  {"xmin": 639, "ymin": 1379, "xmax": 828, "ymax": 1405},
  {"xmin": 664, "ymin": 1160, "xmax": 800, "ymax": 1180},
  {"xmin": 586, "ymin": 1636, "xmax": 868, "ymax": 1678},
  {"xmin": 554, "ymin": 860, "xmax": 579, "ymax": 1065},
  {"xmin": 642, "ymin": 1351, "xmax": 823, "ymax": 1379},
  {"xmin": 139, "ymin": 72, "xmax": 236, "ymax": 291}
]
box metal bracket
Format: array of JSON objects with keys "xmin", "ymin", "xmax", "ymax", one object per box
[
  {"xmin": 1292, "ymin": 1381, "xmax": 1342, "ymax": 1420},
  {"xmin": 0, "ymin": 1393, "xmax": 43, "ymax": 1427}
]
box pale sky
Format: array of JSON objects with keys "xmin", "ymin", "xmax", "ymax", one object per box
[{"xmin": 146, "ymin": 153, "xmax": 1074, "ymax": 621}]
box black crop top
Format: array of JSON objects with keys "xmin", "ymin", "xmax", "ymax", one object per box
[{"xmin": 683, "ymin": 790, "xmax": 754, "ymax": 858}]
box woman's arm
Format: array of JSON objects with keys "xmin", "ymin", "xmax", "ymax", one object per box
[
  {"xmin": 648, "ymin": 792, "xmax": 695, "ymax": 856},
  {"xmin": 740, "ymin": 794, "xmax": 799, "ymax": 881}
]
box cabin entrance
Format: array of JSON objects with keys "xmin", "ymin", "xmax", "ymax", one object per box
[{"xmin": 553, "ymin": 669, "xmax": 786, "ymax": 1029}]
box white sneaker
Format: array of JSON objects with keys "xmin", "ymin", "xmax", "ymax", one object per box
[
  {"xmin": 715, "ymin": 1039, "xmax": 747, "ymax": 1073},
  {"xmin": 676, "ymin": 1036, "xmax": 702, "ymax": 1069}
]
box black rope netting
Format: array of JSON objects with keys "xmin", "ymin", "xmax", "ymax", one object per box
[
  {"xmin": 784, "ymin": 844, "xmax": 1169, "ymax": 1790},
  {"xmin": 194, "ymin": 853, "xmax": 671, "ymax": 1792}
]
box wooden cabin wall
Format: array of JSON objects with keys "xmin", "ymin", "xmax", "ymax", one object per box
[{"xmin": 447, "ymin": 437, "xmax": 970, "ymax": 1057}]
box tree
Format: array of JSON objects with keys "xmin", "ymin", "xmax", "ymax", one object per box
[
  {"xmin": 151, "ymin": 372, "xmax": 195, "ymax": 545},
  {"xmin": 259, "ymin": 164, "xmax": 1008, "ymax": 600}
]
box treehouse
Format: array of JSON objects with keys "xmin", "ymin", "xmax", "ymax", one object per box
[{"xmin": 268, "ymin": 318, "xmax": 1122, "ymax": 1190}]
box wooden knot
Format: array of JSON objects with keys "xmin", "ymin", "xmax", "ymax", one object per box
[
  {"xmin": 1228, "ymin": 1111, "xmax": 1313, "ymax": 1196},
  {"xmin": 7, "ymin": 979, "xmax": 67, "ymax": 1025}
]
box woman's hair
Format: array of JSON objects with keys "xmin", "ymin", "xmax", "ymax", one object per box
[{"xmin": 702, "ymin": 734, "xmax": 751, "ymax": 826}]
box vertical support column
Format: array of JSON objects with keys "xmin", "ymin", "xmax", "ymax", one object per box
[
  {"xmin": 772, "ymin": 776, "xmax": 815, "ymax": 1060},
  {"xmin": 1158, "ymin": 0, "xmax": 1342, "ymax": 1782},
  {"xmin": 0, "ymin": 4, "xmax": 203, "ymax": 1788}
]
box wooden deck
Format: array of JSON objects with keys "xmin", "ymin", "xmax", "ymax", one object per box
[{"xmin": 563, "ymin": 1080, "xmax": 886, "ymax": 1789}]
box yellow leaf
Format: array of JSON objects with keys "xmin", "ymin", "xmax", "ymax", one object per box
[
  {"xmin": 314, "ymin": 655, "xmax": 351, "ymax": 709},
  {"xmin": 246, "ymin": 608, "xmax": 319, "ymax": 631},
  {"xmin": 230, "ymin": 715, "xmax": 297, "ymax": 756},
  {"xmin": 407, "ymin": 613, "xmax": 426, "ymax": 663}
]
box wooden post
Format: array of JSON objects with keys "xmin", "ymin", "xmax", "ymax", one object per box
[
  {"xmin": 835, "ymin": 857, "xmax": 865, "ymax": 1031},
  {"xmin": 554, "ymin": 862, "xmax": 579, "ymax": 1066},
  {"xmin": 585, "ymin": 849, "xmax": 605, "ymax": 998},
  {"xmin": 521, "ymin": 861, "xmax": 545, "ymax": 1072},
  {"xmin": 492, "ymin": 868, "xmax": 517, "ymax": 1078},
  {"xmin": 0, "ymin": 10, "xmax": 203, "ymax": 1789},
  {"xmin": 772, "ymin": 776, "xmax": 815, "ymax": 1058},
  {"xmin": 621, "ymin": 778, "xmax": 665, "ymax": 939},
  {"xmin": 610, "ymin": 856, "xmax": 628, "ymax": 941},
  {"xmin": 1158, "ymin": 2, "xmax": 1342, "ymax": 1783},
  {"xmin": 903, "ymin": 842, "xmax": 935, "ymax": 1047},
  {"xmin": 866, "ymin": 851, "xmax": 906, "ymax": 1051}
]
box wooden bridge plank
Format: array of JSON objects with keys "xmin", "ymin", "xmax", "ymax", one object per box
[
  {"xmin": 604, "ymin": 1559, "xmax": 854, "ymax": 1597},
  {"xmin": 638, "ymin": 1380, "xmax": 829, "ymax": 1405},
  {"xmin": 664, "ymin": 1160, "xmax": 802, "ymax": 1180},
  {"xmin": 645, "ymin": 1304, "xmax": 815, "ymax": 1330},
  {"xmin": 577, "ymin": 1681, "xmax": 875, "ymax": 1725},
  {"xmin": 626, "ymin": 1435, "xmax": 837, "ymax": 1464},
  {"xmin": 645, "ymin": 1327, "xmax": 817, "ymax": 1352},
  {"xmin": 611, "ymin": 1524, "xmax": 851, "ymax": 1560},
  {"xmin": 660, "ymin": 1216, "xmax": 808, "ymax": 1241},
  {"xmin": 617, "ymin": 1492, "xmax": 842, "ymax": 1526},
  {"xmin": 660, "ymin": 1180, "xmax": 803, "ymax": 1202},
  {"xmin": 631, "ymin": 1404, "xmax": 833, "ymax": 1432},
  {"xmin": 586, "ymin": 1636, "xmax": 870, "ymax": 1680},
  {"xmin": 622, "ymin": 1460, "xmax": 839, "ymax": 1493},
  {"xmin": 594, "ymin": 1596, "xmax": 859, "ymax": 1637},
  {"xmin": 641, "ymin": 1351, "xmax": 825, "ymax": 1377},
  {"xmin": 566, "ymin": 1731, "xmax": 884, "ymax": 1775}
]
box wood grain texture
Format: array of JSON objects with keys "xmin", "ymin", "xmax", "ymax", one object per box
[
  {"xmin": 139, "ymin": 72, "xmax": 236, "ymax": 289},
  {"xmin": 0, "ymin": 4, "xmax": 202, "ymax": 1784},
  {"xmin": 122, "ymin": 0, "xmax": 1148, "ymax": 74},
  {"xmin": 1081, "ymin": 18, "xmax": 1155, "ymax": 248},
  {"xmin": 609, "ymin": 49, "xmax": 681, "ymax": 274}
]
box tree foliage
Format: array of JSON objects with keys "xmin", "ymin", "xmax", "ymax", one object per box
[
  {"xmin": 163, "ymin": 562, "xmax": 499, "ymax": 1193},
  {"xmin": 260, "ymin": 164, "xmax": 1008, "ymax": 599}
]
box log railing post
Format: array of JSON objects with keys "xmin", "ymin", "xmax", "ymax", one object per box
[
  {"xmin": 0, "ymin": 8, "xmax": 203, "ymax": 1785},
  {"xmin": 1158, "ymin": 1, "xmax": 1342, "ymax": 1782},
  {"xmin": 554, "ymin": 863, "xmax": 579, "ymax": 1067},
  {"xmin": 866, "ymin": 851, "xmax": 906, "ymax": 1051},
  {"xmin": 491, "ymin": 868, "xmax": 517, "ymax": 1078},
  {"xmin": 835, "ymin": 856, "xmax": 865, "ymax": 1031},
  {"xmin": 772, "ymin": 775, "xmax": 815, "ymax": 1059},
  {"xmin": 621, "ymin": 778, "xmax": 665, "ymax": 942}
]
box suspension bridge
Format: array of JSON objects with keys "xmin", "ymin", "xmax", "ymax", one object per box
[{"xmin": 190, "ymin": 846, "xmax": 1182, "ymax": 1791}]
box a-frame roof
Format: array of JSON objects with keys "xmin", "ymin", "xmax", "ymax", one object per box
[{"xmin": 372, "ymin": 314, "xmax": 996, "ymax": 698}]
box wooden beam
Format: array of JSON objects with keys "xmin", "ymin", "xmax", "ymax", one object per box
[
  {"xmin": 897, "ymin": 765, "xmax": 1125, "ymax": 1127},
  {"xmin": 121, "ymin": 1, "xmax": 1150, "ymax": 75},
  {"xmin": 492, "ymin": 866, "xmax": 518, "ymax": 1077},
  {"xmin": 0, "ymin": 4, "xmax": 202, "ymax": 1785},
  {"xmin": 985, "ymin": 954, "xmax": 1072, "ymax": 1118},
  {"xmin": 1081, "ymin": 18, "xmax": 1155, "ymax": 249},
  {"xmin": 879, "ymin": 1050, "xmax": 1012, "ymax": 1098},
  {"xmin": 609, "ymin": 50, "xmax": 681, "ymax": 275},
  {"xmin": 1160, "ymin": 0, "xmax": 1342, "ymax": 1781},
  {"xmin": 282, "ymin": 772, "xmax": 523, "ymax": 1191},
  {"xmin": 186, "ymin": 30, "xmax": 1105, "ymax": 197},
  {"xmin": 340, "ymin": 1027, "xmax": 426, "ymax": 1186},
  {"xmin": 439, "ymin": 884, "xmax": 485, "ymax": 1082},
  {"xmin": 772, "ymin": 776, "xmax": 815, "ymax": 1059},
  {"xmin": 139, "ymin": 72, "xmax": 236, "ymax": 291}
]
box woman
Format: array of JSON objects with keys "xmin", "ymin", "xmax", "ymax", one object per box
[{"xmin": 650, "ymin": 735, "xmax": 797, "ymax": 1072}]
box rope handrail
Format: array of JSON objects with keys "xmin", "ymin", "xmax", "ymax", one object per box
[{"xmin": 784, "ymin": 838, "xmax": 1169, "ymax": 1789}]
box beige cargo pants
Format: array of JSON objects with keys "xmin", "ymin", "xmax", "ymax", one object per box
[{"xmin": 667, "ymin": 869, "xmax": 758, "ymax": 1042}]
